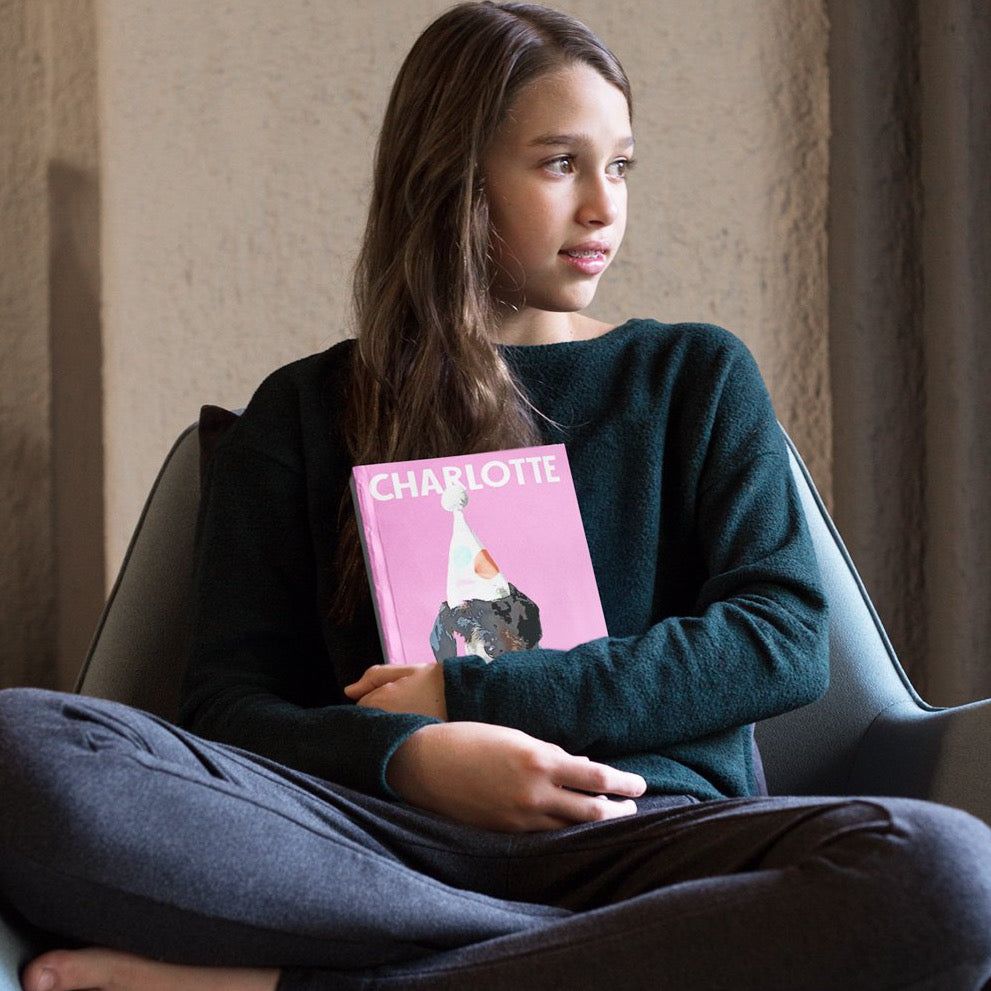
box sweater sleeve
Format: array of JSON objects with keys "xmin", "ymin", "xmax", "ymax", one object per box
[
  {"xmin": 442, "ymin": 337, "xmax": 829, "ymax": 757},
  {"xmin": 178, "ymin": 366, "xmax": 439, "ymax": 797}
]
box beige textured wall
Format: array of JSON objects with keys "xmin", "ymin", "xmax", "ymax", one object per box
[
  {"xmin": 1, "ymin": 1, "xmax": 829, "ymax": 686},
  {"xmin": 99, "ymin": 0, "xmax": 831, "ymax": 576},
  {"xmin": 1, "ymin": 0, "xmax": 101, "ymax": 688}
]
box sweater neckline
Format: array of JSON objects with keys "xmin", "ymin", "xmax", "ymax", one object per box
[{"xmin": 497, "ymin": 318, "xmax": 640, "ymax": 354}]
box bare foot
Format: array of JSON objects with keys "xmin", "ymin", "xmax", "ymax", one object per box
[{"xmin": 21, "ymin": 947, "xmax": 280, "ymax": 991}]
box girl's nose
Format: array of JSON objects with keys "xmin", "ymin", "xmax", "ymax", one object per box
[{"xmin": 576, "ymin": 175, "xmax": 619, "ymax": 227}]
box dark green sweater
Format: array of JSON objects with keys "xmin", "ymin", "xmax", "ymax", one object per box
[{"xmin": 180, "ymin": 319, "xmax": 829, "ymax": 802}]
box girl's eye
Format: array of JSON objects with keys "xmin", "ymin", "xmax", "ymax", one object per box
[
  {"xmin": 607, "ymin": 157, "xmax": 636, "ymax": 179},
  {"xmin": 545, "ymin": 156, "xmax": 575, "ymax": 176}
]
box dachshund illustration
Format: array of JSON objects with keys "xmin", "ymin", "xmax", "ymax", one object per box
[{"xmin": 429, "ymin": 583, "xmax": 542, "ymax": 662}]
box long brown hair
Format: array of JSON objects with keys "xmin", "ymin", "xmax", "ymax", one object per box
[{"xmin": 333, "ymin": 2, "xmax": 632, "ymax": 621}]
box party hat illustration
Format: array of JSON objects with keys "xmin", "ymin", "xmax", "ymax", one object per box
[{"xmin": 441, "ymin": 483, "xmax": 511, "ymax": 606}]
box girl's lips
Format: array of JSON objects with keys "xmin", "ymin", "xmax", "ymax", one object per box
[
  {"xmin": 561, "ymin": 242, "xmax": 610, "ymax": 256},
  {"xmin": 560, "ymin": 246, "xmax": 609, "ymax": 275}
]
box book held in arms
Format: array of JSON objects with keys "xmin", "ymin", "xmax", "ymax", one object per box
[{"xmin": 351, "ymin": 444, "xmax": 607, "ymax": 666}]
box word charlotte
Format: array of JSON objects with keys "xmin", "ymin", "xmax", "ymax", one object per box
[{"xmin": 368, "ymin": 453, "xmax": 562, "ymax": 502}]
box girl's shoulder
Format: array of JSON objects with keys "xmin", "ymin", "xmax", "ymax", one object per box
[
  {"xmin": 250, "ymin": 338, "xmax": 355, "ymax": 403},
  {"xmin": 517, "ymin": 318, "xmax": 759, "ymax": 385},
  {"xmin": 608, "ymin": 318, "xmax": 752, "ymax": 358},
  {"xmin": 215, "ymin": 339, "xmax": 356, "ymax": 468},
  {"xmin": 610, "ymin": 319, "xmax": 764, "ymax": 384}
]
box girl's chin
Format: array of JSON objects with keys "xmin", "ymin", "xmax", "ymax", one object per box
[{"xmin": 531, "ymin": 283, "xmax": 605, "ymax": 315}]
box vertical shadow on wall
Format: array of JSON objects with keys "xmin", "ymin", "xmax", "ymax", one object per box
[
  {"xmin": 48, "ymin": 160, "xmax": 105, "ymax": 690},
  {"xmin": 826, "ymin": 0, "xmax": 928, "ymax": 698}
]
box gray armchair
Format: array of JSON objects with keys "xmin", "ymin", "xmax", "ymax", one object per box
[{"xmin": 3, "ymin": 414, "xmax": 990, "ymax": 989}]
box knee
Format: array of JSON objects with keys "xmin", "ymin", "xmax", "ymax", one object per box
[
  {"xmin": 890, "ymin": 798, "xmax": 991, "ymax": 890},
  {"xmin": 0, "ymin": 688, "xmax": 141, "ymax": 822},
  {"xmin": 793, "ymin": 797, "xmax": 991, "ymax": 978},
  {"xmin": 880, "ymin": 799, "xmax": 991, "ymax": 971},
  {"xmin": 0, "ymin": 688, "xmax": 78, "ymax": 795},
  {"xmin": 0, "ymin": 688, "xmax": 164, "ymax": 870},
  {"xmin": 0, "ymin": 689, "xmax": 77, "ymax": 849},
  {"xmin": 0, "ymin": 687, "xmax": 70, "ymax": 762}
]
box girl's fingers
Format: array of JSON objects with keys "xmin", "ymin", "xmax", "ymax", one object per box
[
  {"xmin": 553, "ymin": 754, "xmax": 647, "ymax": 800},
  {"xmin": 344, "ymin": 664, "xmax": 423, "ymax": 699},
  {"xmin": 544, "ymin": 786, "xmax": 640, "ymax": 826},
  {"xmin": 533, "ymin": 755, "xmax": 644, "ymax": 827}
]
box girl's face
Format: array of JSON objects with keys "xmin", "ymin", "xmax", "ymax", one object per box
[{"xmin": 483, "ymin": 62, "xmax": 633, "ymax": 340}]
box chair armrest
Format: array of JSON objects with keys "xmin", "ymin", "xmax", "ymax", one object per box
[{"xmin": 847, "ymin": 697, "xmax": 991, "ymax": 826}]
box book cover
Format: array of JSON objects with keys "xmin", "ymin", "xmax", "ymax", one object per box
[{"xmin": 351, "ymin": 444, "xmax": 607, "ymax": 665}]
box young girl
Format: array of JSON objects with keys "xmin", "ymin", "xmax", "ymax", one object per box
[{"xmin": 4, "ymin": 3, "xmax": 991, "ymax": 989}]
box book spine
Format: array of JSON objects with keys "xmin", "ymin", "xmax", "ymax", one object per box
[{"xmin": 350, "ymin": 474, "xmax": 405, "ymax": 664}]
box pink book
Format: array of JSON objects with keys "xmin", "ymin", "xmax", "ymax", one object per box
[{"xmin": 351, "ymin": 444, "xmax": 607, "ymax": 665}]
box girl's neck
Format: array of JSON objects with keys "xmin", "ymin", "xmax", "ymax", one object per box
[{"xmin": 491, "ymin": 308, "xmax": 615, "ymax": 346}]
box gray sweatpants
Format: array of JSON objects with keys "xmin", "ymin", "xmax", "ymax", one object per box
[{"xmin": 1, "ymin": 688, "xmax": 990, "ymax": 990}]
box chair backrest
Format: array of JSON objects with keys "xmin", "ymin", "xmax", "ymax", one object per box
[
  {"xmin": 75, "ymin": 424, "xmax": 200, "ymax": 721},
  {"xmin": 76, "ymin": 420, "xmax": 926, "ymax": 795}
]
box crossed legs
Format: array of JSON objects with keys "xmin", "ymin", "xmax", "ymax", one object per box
[{"xmin": 3, "ymin": 688, "xmax": 991, "ymax": 990}]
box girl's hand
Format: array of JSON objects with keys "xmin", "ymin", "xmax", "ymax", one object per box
[
  {"xmin": 344, "ymin": 663, "xmax": 447, "ymax": 720},
  {"xmin": 386, "ymin": 722, "xmax": 647, "ymax": 832}
]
